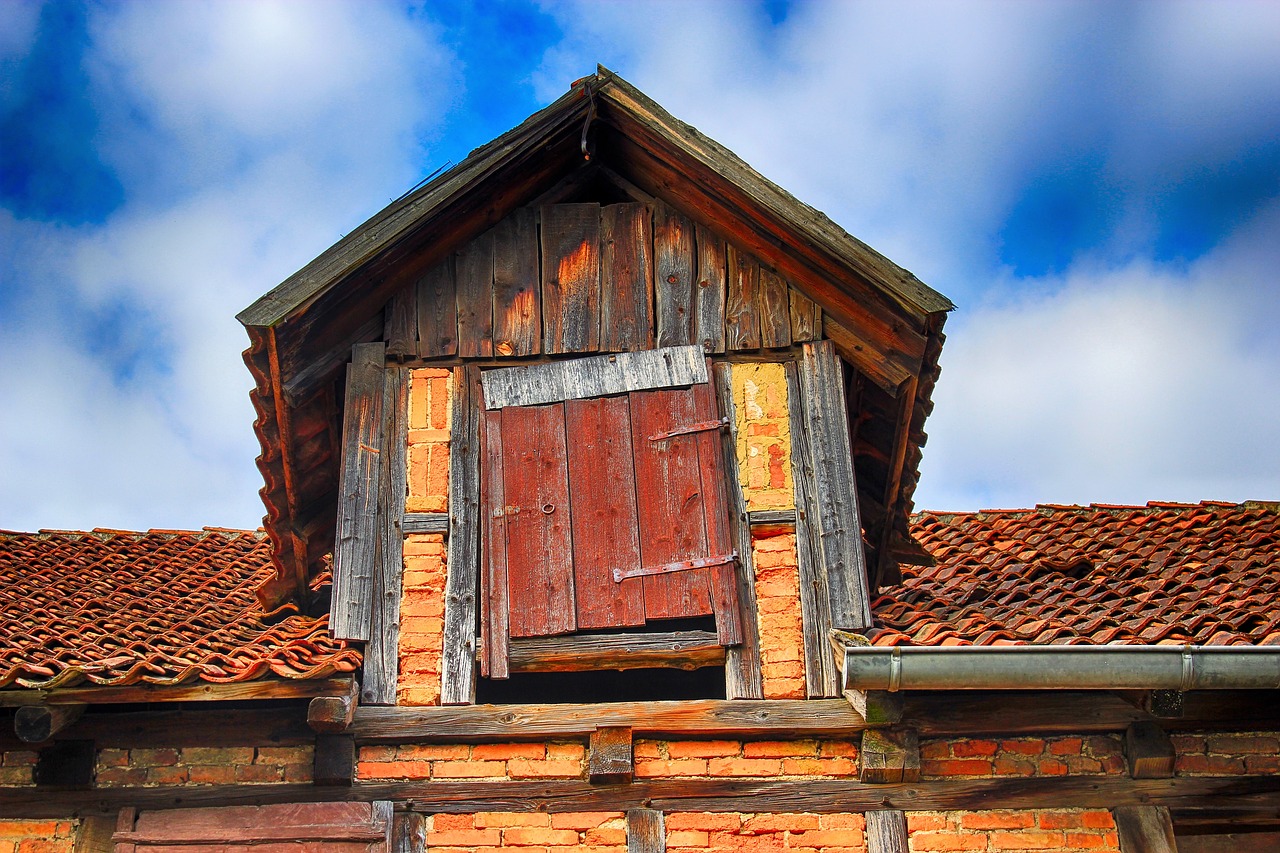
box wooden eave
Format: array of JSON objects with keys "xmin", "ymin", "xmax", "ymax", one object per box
[{"xmin": 238, "ymin": 67, "xmax": 953, "ymax": 603}]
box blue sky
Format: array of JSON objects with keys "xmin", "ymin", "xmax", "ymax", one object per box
[{"xmin": 1, "ymin": 0, "xmax": 1278, "ymax": 531}]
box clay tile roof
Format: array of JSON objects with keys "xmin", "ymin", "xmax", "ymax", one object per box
[
  {"xmin": 871, "ymin": 501, "xmax": 1280, "ymax": 647},
  {"xmin": 0, "ymin": 528, "xmax": 361, "ymax": 689}
]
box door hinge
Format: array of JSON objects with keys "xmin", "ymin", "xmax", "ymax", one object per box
[
  {"xmin": 612, "ymin": 552, "xmax": 737, "ymax": 582},
  {"xmin": 648, "ymin": 417, "xmax": 728, "ymax": 442}
]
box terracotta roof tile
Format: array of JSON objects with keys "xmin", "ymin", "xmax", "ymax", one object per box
[
  {"xmin": 872, "ymin": 501, "xmax": 1280, "ymax": 647},
  {"xmin": 0, "ymin": 529, "xmax": 360, "ymax": 689}
]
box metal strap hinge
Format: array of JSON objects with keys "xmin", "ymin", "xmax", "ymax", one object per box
[
  {"xmin": 612, "ymin": 552, "xmax": 737, "ymax": 583},
  {"xmin": 648, "ymin": 417, "xmax": 728, "ymax": 442}
]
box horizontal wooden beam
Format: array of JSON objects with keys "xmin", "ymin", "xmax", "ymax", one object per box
[
  {"xmin": 508, "ymin": 632, "xmax": 724, "ymax": 673},
  {"xmin": 14, "ymin": 703, "xmax": 85, "ymax": 743},
  {"xmin": 0, "ymin": 677, "xmax": 356, "ymax": 708},
  {"xmin": 2, "ymin": 775, "xmax": 1277, "ymax": 819},
  {"xmin": 402, "ymin": 512, "xmax": 449, "ymax": 535},
  {"xmin": 351, "ymin": 699, "xmax": 865, "ymax": 743}
]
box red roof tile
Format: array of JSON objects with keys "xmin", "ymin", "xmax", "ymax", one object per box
[
  {"xmin": 872, "ymin": 501, "xmax": 1280, "ymax": 647},
  {"xmin": 0, "ymin": 529, "xmax": 360, "ymax": 689}
]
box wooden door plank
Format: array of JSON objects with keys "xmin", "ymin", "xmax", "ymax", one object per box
[
  {"xmin": 712, "ymin": 363, "xmax": 764, "ymax": 699},
  {"xmin": 789, "ymin": 286, "xmax": 821, "ymax": 343},
  {"xmin": 725, "ymin": 245, "xmax": 762, "ymax": 350},
  {"xmin": 384, "ymin": 286, "xmax": 417, "ymax": 360},
  {"xmin": 566, "ymin": 396, "xmax": 645, "ymax": 630},
  {"xmin": 786, "ymin": 361, "xmax": 838, "ymax": 697},
  {"xmin": 541, "ymin": 203, "xmax": 601, "ymax": 354},
  {"xmin": 441, "ymin": 366, "xmax": 481, "ymax": 703},
  {"xmin": 654, "ymin": 201, "xmax": 696, "ymax": 348},
  {"xmin": 480, "ymin": 409, "xmax": 510, "ymax": 679},
  {"xmin": 693, "ymin": 223, "xmax": 727, "ymax": 353},
  {"xmin": 332, "ymin": 343, "xmax": 386, "ymax": 642},
  {"xmin": 630, "ymin": 388, "xmax": 713, "ymax": 621},
  {"xmin": 492, "ymin": 207, "xmax": 541, "ymax": 357},
  {"xmin": 601, "ymin": 203, "xmax": 655, "ymax": 352},
  {"xmin": 759, "ymin": 268, "xmax": 792, "ymax": 348},
  {"xmin": 415, "ymin": 258, "xmax": 457, "ymax": 358},
  {"xmin": 456, "ymin": 229, "xmax": 495, "ymax": 358},
  {"xmin": 364, "ymin": 366, "xmax": 407, "ymax": 704},
  {"xmin": 501, "ymin": 403, "xmax": 576, "ymax": 638},
  {"xmin": 481, "ymin": 345, "xmax": 707, "ymax": 409},
  {"xmin": 799, "ymin": 341, "xmax": 872, "ymax": 630},
  {"xmin": 692, "ymin": 378, "xmax": 740, "ymax": 645}
]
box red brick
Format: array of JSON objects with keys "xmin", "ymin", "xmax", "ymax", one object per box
[
  {"xmin": 665, "ymin": 814, "xmax": 742, "ymax": 831},
  {"xmin": 472, "ymin": 743, "xmax": 546, "ymax": 761},
  {"xmin": 146, "ymin": 766, "xmax": 190, "ymax": 785},
  {"xmin": 919, "ymin": 741, "xmax": 952, "ymax": 760},
  {"xmin": 477, "ymin": 813, "xmax": 552, "ymax": 828},
  {"xmin": 427, "ymin": 829, "xmax": 503, "ymax": 846},
  {"xmin": 779, "ymin": 757, "xmax": 856, "ymax": 776},
  {"xmin": 990, "ymin": 830, "xmax": 1064, "ymax": 849},
  {"xmin": 952, "ymin": 739, "xmax": 999, "ymax": 758},
  {"xmin": 911, "ymin": 831, "xmax": 987, "ymax": 851},
  {"xmin": 1000, "ymin": 739, "xmax": 1045, "ymax": 755},
  {"xmin": 1038, "ymin": 758, "xmax": 1069, "ymax": 775},
  {"xmin": 432, "ymin": 760, "xmax": 507, "ymax": 778},
  {"xmin": 187, "ymin": 764, "xmax": 237, "ymax": 784},
  {"xmin": 668, "ymin": 741, "xmax": 742, "ymax": 759},
  {"xmin": 357, "ymin": 759, "xmax": 430, "ymax": 780},
  {"xmin": 507, "ymin": 759, "xmax": 582, "ymax": 779},
  {"xmin": 668, "ymin": 830, "xmax": 709, "ymax": 847},
  {"xmin": 819, "ymin": 740, "xmax": 859, "ymax": 758},
  {"xmin": 1065, "ymin": 831, "xmax": 1115, "ymax": 848},
  {"xmin": 399, "ymin": 744, "xmax": 469, "ymax": 760},
  {"xmin": 706, "ymin": 758, "xmax": 781, "ymax": 776},
  {"xmin": 133, "ymin": 748, "xmax": 180, "ymax": 767},
  {"xmin": 635, "ymin": 759, "xmax": 707, "ymax": 777},
  {"xmin": 1048, "ymin": 737, "xmax": 1084, "ymax": 756},
  {"xmin": 1207, "ymin": 734, "xmax": 1280, "ymax": 755},
  {"xmin": 1037, "ymin": 812, "xmax": 1082, "ymax": 829},
  {"xmin": 959, "ymin": 812, "xmax": 1035, "ymax": 830},
  {"xmin": 741, "ymin": 814, "xmax": 819, "ymax": 833},
  {"xmin": 787, "ymin": 829, "xmax": 863, "ymax": 847},
  {"xmin": 819, "ymin": 814, "xmax": 864, "ymax": 830},
  {"xmin": 924, "ymin": 758, "xmax": 992, "ymax": 777},
  {"xmin": 906, "ymin": 813, "xmax": 949, "ymax": 831},
  {"xmin": 235, "ymin": 764, "xmax": 282, "ymax": 783},
  {"xmin": 1079, "ymin": 811, "xmax": 1115, "ymax": 829},
  {"xmin": 502, "ymin": 828, "xmax": 580, "ymax": 845},
  {"xmin": 550, "ymin": 812, "xmax": 623, "ymax": 830},
  {"xmin": 432, "ymin": 814, "xmax": 477, "ymax": 831}
]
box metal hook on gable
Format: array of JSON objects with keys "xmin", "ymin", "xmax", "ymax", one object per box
[{"xmin": 580, "ymin": 81, "xmax": 597, "ymax": 161}]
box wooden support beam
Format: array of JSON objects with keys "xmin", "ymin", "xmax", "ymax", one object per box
[
  {"xmin": 14, "ymin": 703, "xmax": 85, "ymax": 743},
  {"xmin": 1114, "ymin": 805, "xmax": 1177, "ymax": 853},
  {"xmin": 627, "ymin": 808, "xmax": 666, "ymax": 853},
  {"xmin": 34, "ymin": 739, "xmax": 94, "ymax": 788},
  {"xmin": 0, "ymin": 676, "xmax": 355, "ymax": 708},
  {"xmin": 72, "ymin": 814, "xmax": 115, "ymax": 853},
  {"xmin": 308, "ymin": 679, "xmax": 360, "ymax": 733},
  {"xmin": 859, "ymin": 729, "xmax": 919, "ymax": 784},
  {"xmin": 865, "ymin": 810, "xmax": 908, "ymax": 853},
  {"xmin": 846, "ymin": 690, "xmax": 904, "ymax": 727},
  {"xmin": 314, "ymin": 734, "xmax": 356, "ymax": 787},
  {"xmin": 365, "ymin": 367, "xmax": 408, "ymax": 706},
  {"xmin": 1126, "ymin": 721, "xmax": 1176, "ymax": 779},
  {"xmin": 589, "ymin": 726, "xmax": 634, "ymax": 785}
]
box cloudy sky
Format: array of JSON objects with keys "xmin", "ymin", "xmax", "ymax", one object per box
[{"xmin": 1, "ymin": 0, "xmax": 1277, "ymax": 532}]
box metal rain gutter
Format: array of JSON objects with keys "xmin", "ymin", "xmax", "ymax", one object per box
[{"xmin": 835, "ymin": 642, "xmax": 1280, "ymax": 693}]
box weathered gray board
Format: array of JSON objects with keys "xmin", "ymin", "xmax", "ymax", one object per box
[
  {"xmin": 440, "ymin": 366, "xmax": 482, "ymax": 705},
  {"xmin": 480, "ymin": 345, "xmax": 706, "ymax": 409},
  {"xmin": 364, "ymin": 367, "xmax": 408, "ymax": 704}
]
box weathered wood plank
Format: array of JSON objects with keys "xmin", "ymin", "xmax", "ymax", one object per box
[
  {"xmin": 566, "ymin": 396, "xmax": 645, "ymax": 630},
  {"xmin": 1114, "ymin": 805, "xmax": 1177, "ymax": 853},
  {"xmin": 415, "ymin": 259, "xmax": 457, "ymax": 358},
  {"xmin": 654, "ymin": 201, "xmax": 696, "ymax": 348},
  {"xmin": 1126, "ymin": 721, "xmax": 1176, "ymax": 779},
  {"xmin": 693, "ymin": 223, "xmax": 727, "ymax": 353},
  {"xmin": 384, "ymin": 286, "xmax": 417, "ymax": 360},
  {"xmin": 480, "ymin": 409, "xmax": 510, "ymax": 679},
  {"xmin": 628, "ymin": 808, "xmax": 665, "ymax": 853},
  {"xmin": 748, "ymin": 509, "xmax": 797, "ymax": 526},
  {"xmin": 365, "ymin": 366, "xmax": 407, "ymax": 705},
  {"xmin": 501, "ymin": 403, "xmax": 576, "ymax": 638},
  {"xmin": 10, "ymin": 775, "xmax": 1280, "ymax": 819},
  {"xmin": 725, "ymin": 245, "xmax": 761, "ymax": 350},
  {"xmin": 393, "ymin": 812, "xmax": 427, "ymax": 853},
  {"xmin": 402, "ymin": 512, "xmax": 449, "ymax": 534},
  {"xmin": 789, "ymin": 286, "xmax": 821, "ymax": 343},
  {"xmin": 759, "ymin": 268, "xmax": 792, "ymax": 349},
  {"xmin": 712, "ymin": 363, "xmax": 763, "ymax": 700},
  {"xmin": 0, "ymin": 678, "xmax": 355, "ymax": 709},
  {"xmin": 492, "ymin": 207, "xmax": 541, "ymax": 357},
  {"xmin": 589, "ymin": 726, "xmax": 634, "ymax": 784},
  {"xmin": 823, "ymin": 314, "xmax": 913, "ymax": 395},
  {"xmin": 541, "ymin": 203, "xmax": 601, "ymax": 354},
  {"xmin": 481, "ymin": 345, "xmax": 706, "ymax": 409},
  {"xmin": 72, "ymin": 814, "xmax": 114, "ymax": 853},
  {"xmin": 508, "ymin": 632, "xmax": 724, "ymax": 673},
  {"xmin": 456, "ymin": 229, "xmax": 495, "ymax": 358},
  {"xmin": 601, "ymin": 202, "xmax": 654, "ymax": 352},
  {"xmin": 865, "ymin": 810, "xmax": 907, "ymax": 853},
  {"xmin": 799, "ymin": 340, "xmax": 872, "ymax": 630},
  {"xmin": 121, "ymin": 803, "xmax": 386, "ymax": 843},
  {"xmin": 787, "ymin": 361, "xmax": 838, "ymax": 697},
  {"xmin": 332, "ymin": 342, "xmax": 386, "ymax": 641},
  {"xmin": 441, "ymin": 366, "xmax": 481, "ymax": 703}
]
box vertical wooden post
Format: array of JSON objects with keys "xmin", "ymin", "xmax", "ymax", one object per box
[
  {"xmin": 365, "ymin": 367, "xmax": 408, "ymax": 705},
  {"xmin": 627, "ymin": 809, "xmax": 666, "ymax": 853},
  {"xmin": 865, "ymin": 810, "xmax": 908, "ymax": 853},
  {"xmin": 441, "ymin": 366, "xmax": 481, "ymax": 704},
  {"xmin": 1114, "ymin": 806, "xmax": 1177, "ymax": 853}
]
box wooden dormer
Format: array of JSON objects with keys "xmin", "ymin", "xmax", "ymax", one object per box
[{"xmin": 238, "ymin": 67, "xmax": 952, "ymax": 707}]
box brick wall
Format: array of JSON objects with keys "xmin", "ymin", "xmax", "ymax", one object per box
[
  {"xmin": 1172, "ymin": 730, "xmax": 1280, "ymax": 775},
  {"xmin": 729, "ymin": 363, "xmax": 794, "ymax": 512},
  {"xmin": 751, "ymin": 532, "xmax": 806, "ymax": 699},
  {"xmin": 0, "ymin": 750, "xmax": 35, "ymax": 787},
  {"xmin": 399, "ymin": 532, "xmax": 447, "ymax": 706},
  {"xmin": 635, "ymin": 739, "xmax": 858, "ymax": 780},
  {"xmin": 0, "ymin": 820, "xmax": 77, "ymax": 853},
  {"xmin": 905, "ymin": 810, "xmax": 1118, "ymax": 851},
  {"xmin": 359, "ymin": 742, "xmax": 587, "ymax": 781},
  {"xmin": 96, "ymin": 745, "xmax": 312, "ymax": 786},
  {"xmin": 920, "ymin": 736, "xmax": 1125, "ymax": 779},
  {"xmin": 407, "ymin": 368, "xmax": 452, "ymax": 514},
  {"xmin": 424, "ymin": 812, "xmax": 625, "ymax": 853}
]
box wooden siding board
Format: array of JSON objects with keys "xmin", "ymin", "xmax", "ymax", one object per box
[
  {"xmin": 713, "ymin": 363, "xmax": 764, "ymax": 700},
  {"xmin": 501, "ymin": 403, "xmax": 577, "ymax": 638},
  {"xmin": 787, "ymin": 361, "xmax": 839, "ymax": 698},
  {"xmin": 492, "ymin": 207, "xmax": 542, "ymax": 357},
  {"xmin": 331, "ymin": 342, "xmax": 386, "ymax": 642},
  {"xmin": 654, "ymin": 201, "xmax": 696, "ymax": 348},
  {"xmin": 441, "ymin": 366, "xmax": 482, "ymax": 702},
  {"xmin": 541, "ymin": 203, "xmax": 601, "ymax": 354},
  {"xmin": 759, "ymin": 268, "xmax": 792, "ymax": 349},
  {"xmin": 865, "ymin": 810, "xmax": 908, "ymax": 853},
  {"xmin": 789, "ymin": 286, "xmax": 821, "ymax": 343},
  {"xmin": 383, "ymin": 287, "xmax": 417, "ymax": 360},
  {"xmin": 630, "ymin": 388, "xmax": 714, "ymax": 621},
  {"xmin": 364, "ymin": 366, "xmax": 407, "ymax": 704},
  {"xmin": 456, "ymin": 230, "xmax": 495, "ymax": 358},
  {"xmin": 799, "ymin": 341, "xmax": 872, "ymax": 630},
  {"xmin": 415, "ymin": 259, "xmax": 458, "ymax": 358},
  {"xmin": 480, "ymin": 345, "xmax": 707, "ymax": 409},
  {"xmin": 508, "ymin": 631, "xmax": 723, "ymax": 672},
  {"xmin": 601, "ymin": 202, "xmax": 655, "ymax": 352},
  {"xmin": 693, "ymin": 223, "xmax": 727, "ymax": 354},
  {"xmin": 725, "ymin": 245, "xmax": 762, "ymax": 350},
  {"xmin": 565, "ymin": 396, "xmax": 646, "ymax": 630},
  {"xmin": 480, "ymin": 409, "xmax": 510, "ymax": 679}
]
